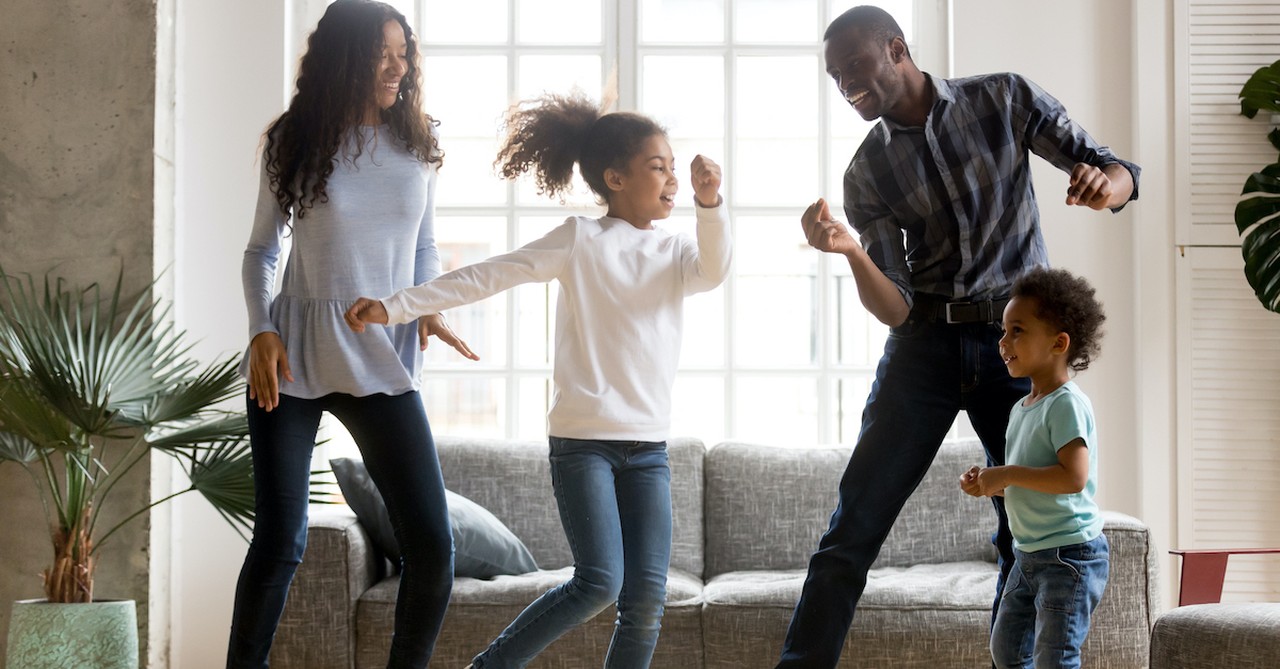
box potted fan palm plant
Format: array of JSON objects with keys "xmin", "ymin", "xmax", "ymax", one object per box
[
  {"xmin": 1236, "ymin": 58, "xmax": 1280, "ymax": 314},
  {"xmin": 0, "ymin": 268, "xmax": 278, "ymax": 668}
]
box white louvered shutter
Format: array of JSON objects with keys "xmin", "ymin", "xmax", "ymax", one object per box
[
  {"xmin": 1174, "ymin": 1, "xmax": 1280, "ymax": 601},
  {"xmin": 1179, "ymin": 0, "xmax": 1280, "ymax": 245}
]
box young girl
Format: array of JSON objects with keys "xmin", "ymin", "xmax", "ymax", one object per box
[
  {"xmin": 229, "ymin": 2, "xmax": 475, "ymax": 667},
  {"xmin": 345, "ymin": 91, "xmax": 732, "ymax": 668},
  {"xmin": 959, "ymin": 266, "xmax": 1109, "ymax": 669}
]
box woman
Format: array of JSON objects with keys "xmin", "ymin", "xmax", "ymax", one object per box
[{"xmin": 227, "ymin": 2, "xmax": 475, "ymax": 667}]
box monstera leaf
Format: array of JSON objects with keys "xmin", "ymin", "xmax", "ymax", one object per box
[{"xmin": 1236, "ymin": 62, "xmax": 1280, "ymax": 314}]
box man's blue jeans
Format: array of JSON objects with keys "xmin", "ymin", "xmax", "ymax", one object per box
[
  {"xmin": 226, "ymin": 391, "xmax": 453, "ymax": 669},
  {"xmin": 777, "ymin": 311, "xmax": 1030, "ymax": 668},
  {"xmin": 991, "ymin": 534, "xmax": 1110, "ymax": 669},
  {"xmin": 472, "ymin": 438, "xmax": 672, "ymax": 669}
]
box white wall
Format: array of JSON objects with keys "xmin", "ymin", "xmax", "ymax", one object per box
[
  {"xmin": 168, "ymin": 1, "xmax": 1177, "ymax": 665},
  {"xmin": 953, "ymin": 1, "xmax": 1177, "ymax": 606},
  {"xmin": 172, "ymin": 1, "xmax": 288, "ymax": 666}
]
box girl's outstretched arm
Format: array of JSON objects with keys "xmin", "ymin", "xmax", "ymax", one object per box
[{"xmin": 344, "ymin": 297, "xmax": 389, "ymax": 331}]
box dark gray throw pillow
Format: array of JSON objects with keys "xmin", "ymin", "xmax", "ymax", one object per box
[{"xmin": 329, "ymin": 457, "xmax": 538, "ymax": 579}]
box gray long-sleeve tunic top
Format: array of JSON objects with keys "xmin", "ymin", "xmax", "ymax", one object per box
[{"xmin": 239, "ymin": 125, "xmax": 440, "ymax": 398}]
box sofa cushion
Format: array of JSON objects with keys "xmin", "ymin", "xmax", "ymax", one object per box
[
  {"xmin": 434, "ymin": 436, "xmax": 706, "ymax": 577},
  {"xmin": 704, "ymin": 438, "xmax": 998, "ymax": 577},
  {"xmin": 702, "ymin": 561, "xmax": 997, "ymax": 610},
  {"xmin": 330, "ymin": 457, "xmax": 537, "ymax": 578},
  {"xmin": 701, "ymin": 563, "xmax": 997, "ymax": 669},
  {"xmin": 357, "ymin": 567, "xmax": 706, "ymax": 669}
]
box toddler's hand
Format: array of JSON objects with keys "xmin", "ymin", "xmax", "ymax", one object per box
[
  {"xmin": 691, "ymin": 154, "xmax": 722, "ymax": 208},
  {"xmin": 960, "ymin": 465, "xmax": 1007, "ymax": 498},
  {"xmin": 345, "ymin": 297, "xmax": 389, "ymax": 332},
  {"xmin": 959, "ymin": 465, "xmax": 982, "ymax": 497}
]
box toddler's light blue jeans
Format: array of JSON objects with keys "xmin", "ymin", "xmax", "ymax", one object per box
[{"xmin": 991, "ymin": 533, "xmax": 1110, "ymax": 669}]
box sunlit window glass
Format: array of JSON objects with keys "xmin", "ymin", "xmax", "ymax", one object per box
[
  {"xmin": 517, "ymin": 0, "xmax": 601, "ymax": 43},
  {"xmin": 640, "ymin": 0, "xmax": 725, "ymax": 44}
]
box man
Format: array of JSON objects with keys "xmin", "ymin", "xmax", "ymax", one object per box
[{"xmin": 777, "ymin": 6, "xmax": 1139, "ymax": 668}]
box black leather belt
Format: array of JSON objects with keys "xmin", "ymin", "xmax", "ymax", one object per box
[{"xmin": 917, "ymin": 295, "xmax": 1010, "ymax": 324}]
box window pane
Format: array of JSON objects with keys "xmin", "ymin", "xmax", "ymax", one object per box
[
  {"xmin": 833, "ymin": 275, "xmax": 889, "ymax": 367},
  {"xmin": 735, "ymin": 0, "xmax": 818, "ymax": 43},
  {"xmin": 516, "ymin": 377, "xmax": 552, "ymax": 440},
  {"xmin": 734, "ymin": 216, "xmax": 816, "ymax": 367},
  {"xmin": 836, "ymin": 375, "xmax": 874, "ymax": 443},
  {"xmin": 434, "ymin": 137, "xmax": 506, "ymax": 206},
  {"xmin": 518, "ymin": 0, "xmax": 601, "ymax": 43},
  {"xmin": 517, "ymin": 54, "xmax": 603, "ymax": 100},
  {"xmin": 641, "ymin": 56, "xmax": 725, "ymax": 141},
  {"xmin": 736, "ymin": 56, "xmax": 817, "ymax": 138},
  {"xmin": 423, "ymin": 56, "xmax": 508, "ymax": 137},
  {"xmin": 661, "ymin": 212, "xmax": 727, "ymax": 368},
  {"xmin": 735, "ymin": 56, "xmax": 817, "ymax": 206},
  {"xmin": 671, "ymin": 376, "xmax": 725, "ymax": 445},
  {"xmin": 426, "ymin": 217, "xmax": 509, "ymax": 368},
  {"xmin": 422, "ymin": 377, "xmax": 507, "ymax": 437},
  {"xmin": 640, "ymin": 0, "xmax": 724, "ymax": 44},
  {"xmin": 735, "ymin": 376, "xmax": 819, "ymax": 444},
  {"xmin": 422, "ymin": 0, "xmax": 507, "ymax": 43},
  {"xmin": 514, "ymin": 217, "xmax": 565, "ymax": 367}
]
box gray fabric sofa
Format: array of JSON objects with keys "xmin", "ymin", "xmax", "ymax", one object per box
[
  {"xmin": 1149, "ymin": 603, "xmax": 1280, "ymax": 668},
  {"xmin": 271, "ymin": 436, "xmax": 1160, "ymax": 668}
]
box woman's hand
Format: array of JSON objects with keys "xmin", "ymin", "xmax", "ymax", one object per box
[
  {"xmin": 248, "ymin": 331, "xmax": 293, "ymax": 412},
  {"xmin": 418, "ymin": 313, "xmax": 480, "ymax": 360},
  {"xmin": 691, "ymin": 154, "xmax": 722, "ymax": 208}
]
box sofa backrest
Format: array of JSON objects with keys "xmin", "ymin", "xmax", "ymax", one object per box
[
  {"xmin": 435, "ymin": 435, "xmax": 705, "ymax": 577},
  {"xmin": 704, "ymin": 438, "xmax": 998, "ymax": 578}
]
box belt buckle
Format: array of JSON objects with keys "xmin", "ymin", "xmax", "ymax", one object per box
[{"xmin": 944, "ymin": 301, "xmax": 967, "ymax": 324}]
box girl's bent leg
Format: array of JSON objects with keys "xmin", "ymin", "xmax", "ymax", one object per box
[
  {"xmin": 227, "ymin": 394, "xmax": 325, "ymax": 669},
  {"xmin": 333, "ymin": 392, "xmax": 453, "ymax": 669},
  {"xmin": 607, "ymin": 442, "xmax": 672, "ymax": 669},
  {"xmin": 472, "ymin": 438, "xmax": 627, "ymax": 669}
]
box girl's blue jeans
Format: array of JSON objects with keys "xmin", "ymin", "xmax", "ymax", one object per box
[
  {"xmin": 990, "ymin": 533, "xmax": 1111, "ymax": 669},
  {"xmin": 226, "ymin": 391, "xmax": 453, "ymax": 669},
  {"xmin": 472, "ymin": 437, "xmax": 673, "ymax": 669}
]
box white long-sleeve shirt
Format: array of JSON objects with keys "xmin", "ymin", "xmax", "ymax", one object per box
[{"xmin": 382, "ymin": 203, "xmax": 732, "ymax": 441}]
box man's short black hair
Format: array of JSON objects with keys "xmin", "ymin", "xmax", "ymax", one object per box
[{"xmin": 824, "ymin": 5, "xmax": 906, "ymax": 46}]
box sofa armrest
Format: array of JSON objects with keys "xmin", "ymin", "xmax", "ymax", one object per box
[
  {"xmin": 270, "ymin": 505, "xmax": 382, "ymax": 669},
  {"xmin": 1081, "ymin": 510, "xmax": 1162, "ymax": 667}
]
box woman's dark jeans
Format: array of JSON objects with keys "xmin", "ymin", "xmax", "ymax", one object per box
[{"xmin": 226, "ymin": 391, "xmax": 453, "ymax": 669}]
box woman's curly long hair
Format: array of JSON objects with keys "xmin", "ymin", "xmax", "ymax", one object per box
[
  {"xmin": 263, "ymin": 0, "xmax": 442, "ymax": 221},
  {"xmin": 1011, "ymin": 266, "xmax": 1107, "ymax": 372},
  {"xmin": 494, "ymin": 90, "xmax": 665, "ymax": 204}
]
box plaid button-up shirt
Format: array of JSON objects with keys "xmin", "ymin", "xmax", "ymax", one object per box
[{"xmin": 843, "ymin": 72, "xmax": 1140, "ymax": 308}]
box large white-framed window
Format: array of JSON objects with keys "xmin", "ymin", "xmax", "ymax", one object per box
[{"xmin": 312, "ymin": 0, "xmax": 951, "ymax": 449}]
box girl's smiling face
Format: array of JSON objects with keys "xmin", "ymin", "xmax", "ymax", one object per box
[{"xmin": 604, "ymin": 133, "xmax": 678, "ymax": 229}]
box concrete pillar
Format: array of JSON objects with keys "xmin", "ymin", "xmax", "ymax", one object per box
[{"xmin": 0, "ymin": 0, "xmax": 160, "ymax": 662}]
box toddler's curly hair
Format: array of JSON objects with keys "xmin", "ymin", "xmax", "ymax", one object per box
[{"xmin": 1011, "ymin": 267, "xmax": 1106, "ymax": 372}]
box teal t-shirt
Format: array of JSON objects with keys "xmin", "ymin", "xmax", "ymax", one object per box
[{"xmin": 1004, "ymin": 381, "xmax": 1102, "ymax": 552}]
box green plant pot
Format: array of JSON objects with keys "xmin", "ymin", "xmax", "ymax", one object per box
[{"xmin": 5, "ymin": 599, "xmax": 138, "ymax": 669}]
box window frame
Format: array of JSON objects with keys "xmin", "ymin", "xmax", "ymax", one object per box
[{"xmin": 293, "ymin": 0, "xmax": 952, "ymax": 446}]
